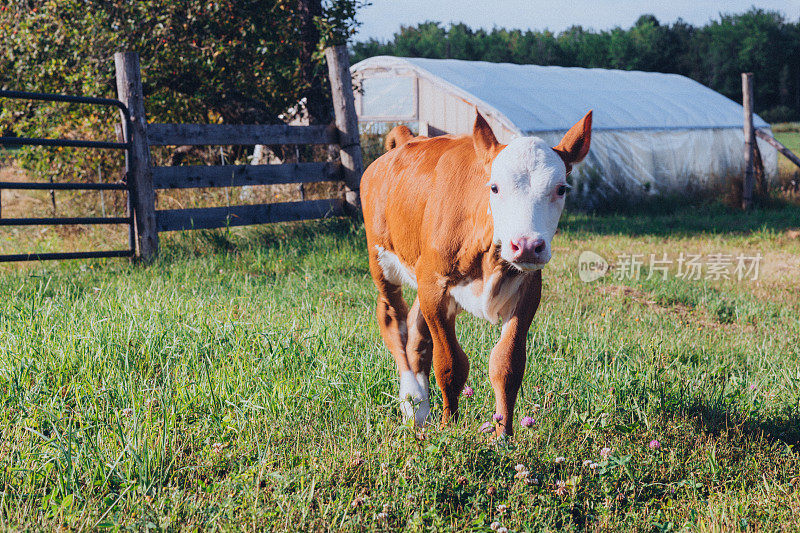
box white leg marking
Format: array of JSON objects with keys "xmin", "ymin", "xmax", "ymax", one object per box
[
  {"xmin": 414, "ymin": 372, "xmax": 430, "ymax": 426},
  {"xmin": 399, "ymin": 370, "xmax": 430, "ymax": 426}
]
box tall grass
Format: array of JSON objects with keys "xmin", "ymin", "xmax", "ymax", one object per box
[{"xmin": 0, "ymin": 206, "xmax": 799, "ymax": 530}]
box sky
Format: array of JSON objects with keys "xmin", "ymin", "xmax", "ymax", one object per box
[{"xmin": 355, "ymin": 0, "xmax": 800, "ymax": 41}]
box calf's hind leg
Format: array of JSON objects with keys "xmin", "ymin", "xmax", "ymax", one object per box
[
  {"xmin": 404, "ymin": 297, "xmax": 433, "ymax": 424},
  {"xmin": 368, "ymin": 252, "xmax": 429, "ymax": 424},
  {"xmin": 375, "ymin": 285, "xmax": 427, "ymax": 423}
]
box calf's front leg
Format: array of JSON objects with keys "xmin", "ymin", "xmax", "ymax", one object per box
[
  {"xmin": 417, "ymin": 282, "xmax": 468, "ymax": 425},
  {"xmin": 490, "ymin": 272, "xmax": 542, "ymax": 436}
]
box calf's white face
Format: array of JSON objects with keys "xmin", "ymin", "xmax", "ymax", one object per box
[{"xmin": 488, "ymin": 137, "xmax": 569, "ymax": 271}]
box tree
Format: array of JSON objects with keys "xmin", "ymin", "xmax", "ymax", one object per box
[
  {"xmin": 0, "ymin": 0, "xmax": 363, "ymax": 182},
  {"xmin": 698, "ymin": 9, "xmax": 796, "ymax": 119},
  {"xmin": 608, "ymin": 15, "xmax": 673, "ymax": 72},
  {"xmin": 349, "ymin": 10, "xmax": 800, "ymax": 122},
  {"xmin": 558, "ymin": 26, "xmax": 611, "ymax": 68},
  {"xmin": 392, "ymin": 22, "xmax": 448, "ymax": 59}
]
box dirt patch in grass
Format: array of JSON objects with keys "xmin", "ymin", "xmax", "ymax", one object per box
[
  {"xmin": 599, "ymin": 284, "xmax": 653, "ymax": 303},
  {"xmin": 600, "ymin": 284, "xmax": 689, "ymax": 313},
  {"xmin": 759, "ymin": 251, "xmax": 800, "ymax": 289},
  {"xmin": 749, "ymin": 251, "xmax": 800, "ymax": 307}
]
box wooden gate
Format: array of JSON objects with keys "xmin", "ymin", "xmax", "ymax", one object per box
[{"xmin": 115, "ymin": 45, "xmax": 362, "ymax": 261}]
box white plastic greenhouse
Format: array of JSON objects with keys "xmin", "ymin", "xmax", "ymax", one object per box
[{"xmin": 351, "ymin": 56, "xmax": 777, "ymax": 206}]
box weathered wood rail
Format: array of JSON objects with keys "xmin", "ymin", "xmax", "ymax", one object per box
[
  {"xmin": 755, "ymin": 128, "xmax": 800, "ymax": 170},
  {"xmin": 156, "ymin": 199, "xmax": 344, "ymax": 232},
  {"xmin": 146, "ymin": 123, "xmax": 338, "ymax": 146},
  {"xmin": 114, "ymin": 45, "xmax": 361, "ymax": 261},
  {"xmin": 150, "ymin": 162, "xmax": 340, "ymax": 189}
]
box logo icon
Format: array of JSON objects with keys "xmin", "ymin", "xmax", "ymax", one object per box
[{"xmin": 578, "ymin": 251, "xmax": 609, "ymax": 282}]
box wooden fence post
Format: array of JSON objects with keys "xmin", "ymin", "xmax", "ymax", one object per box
[
  {"xmin": 115, "ymin": 51, "xmax": 158, "ymax": 260},
  {"xmin": 324, "ymin": 45, "xmax": 363, "ymax": 215},
  {"xmin": 741, "ymin": 72, "xmax": 755, "ymax": 210}
]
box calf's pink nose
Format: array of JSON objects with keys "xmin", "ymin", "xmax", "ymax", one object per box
[{"xmin": 510, "ymin": 236, "xmax": 546, "ymax": 263}]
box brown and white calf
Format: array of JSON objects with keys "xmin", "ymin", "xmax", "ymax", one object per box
[{"xmin": 361, "ymin": 110, "xmax": 592, "ymax": 435}]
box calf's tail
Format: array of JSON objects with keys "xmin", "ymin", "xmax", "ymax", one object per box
[{"xmin": 384, "ymin": 125, "xmax": 414, "ymax": 151}]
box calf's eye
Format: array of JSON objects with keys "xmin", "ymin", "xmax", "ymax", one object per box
[
  {"xmin": 556, "ymin": 184, "xmax": 569, "ymax": 196},
  {"xmin": 490, "ymin": 184, "xmax": 499, "ymax": 194}
]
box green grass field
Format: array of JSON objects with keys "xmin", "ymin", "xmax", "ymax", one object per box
[
  {"xmin": 1, "ymin": 203, "xmax": 800, "ymax": 531},
  {"xmin": 773, "ymin": 128, "xmax": 800, "ymax": 178}
]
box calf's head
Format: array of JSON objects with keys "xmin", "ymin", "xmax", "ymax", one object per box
[{"xmin": 475, "ymin": 111, "xmax": 592, "ymax": 271}]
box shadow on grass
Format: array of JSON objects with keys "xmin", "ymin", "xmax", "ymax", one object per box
[
  {"xmin": 158, "ymin": 197, "xmax": 800, "ymax": 260},
  {"xmin": 561, "ymin": 199, "xmax": 800, "ymax": 237},
  {"xmin": 252, "ymin": 216, "xmax": 365, "ymax": 249},
  {"xmin": 159, "ymin": 216, "xmax": 365, "ymax": 259},
  {"xmin": 622, "ymin": 380, "xmax": 800, "ymax": 447},
  {"xmin": 681, "ymin": 400, "xmax": 800, "ymax": 447}
]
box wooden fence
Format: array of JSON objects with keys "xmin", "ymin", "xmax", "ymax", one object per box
[
  {"xmin": 114, "ymin": 45, "xmax": 362, "ymax": 261},
  {"xmin": 742, "ymin": 72, "xmax": 800, "ymax": 210}
]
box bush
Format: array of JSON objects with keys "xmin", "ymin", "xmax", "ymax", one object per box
[
  {"xmin": 770, "ymin": 122, "xmax": 800, "ymax": 133},
  {"xmin": 759, "ymin": 106, "xmax": 800, "ymax": 124}
]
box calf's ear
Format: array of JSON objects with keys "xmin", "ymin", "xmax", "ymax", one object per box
[
  {"xmin": 553, "ymin": 110, "xmax": 592, "ymax": 173},
  {"xmin": 473, "ymin": 110, "xmax": 500, "ymax": 163}
]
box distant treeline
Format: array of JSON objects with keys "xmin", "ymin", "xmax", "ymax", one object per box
[{"xmin": 352, "ymin": 9, "xmax": 800, "ymax": 123}]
